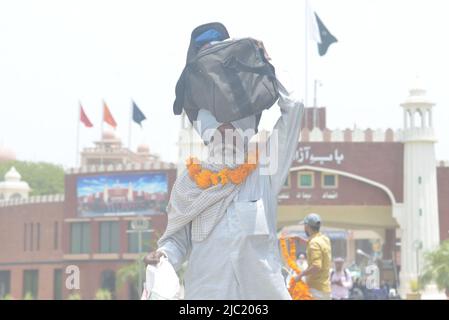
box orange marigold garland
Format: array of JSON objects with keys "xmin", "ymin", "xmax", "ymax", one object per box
[
  {"xmin": 186, "ymin": 154, "xmax": 258, "ymax": 189},
  {"xmin": 280, "ymin": 237, "xmax": 313, "ymax": 300}
]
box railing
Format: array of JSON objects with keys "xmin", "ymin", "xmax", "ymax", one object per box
[
  {"xmin": 66, "ymin": 161, "xmax": 176, "ymax": 175},
  {"xmin": 0, "ymin": 194, "xmax": 65, "ymax": 207}
]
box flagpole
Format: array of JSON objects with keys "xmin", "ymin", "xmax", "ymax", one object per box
[
  {"xmin": 76, "ymin": 102, "xmax": 81, "ymax": 167},
  {"xmin": 128, "ymin": 100, "xmax": 132, "ymax": 150},
  {"xmin": 313, "ymin": 79, "xmax": 317, "ymax": 128},
  {"xmin": 101, "ymin": 100, "xmax": 105, "ymax": 138},
  {"xmin": 101, "ymin": 100, "xmax": 104, "ymax": 166},
  {"xmin": 304, "ymin": 0, "xmax": 309, "ymax": 129}
]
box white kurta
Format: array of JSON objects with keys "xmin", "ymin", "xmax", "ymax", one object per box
[{"xmin": 158, "ymin": 96, "xmax": 303, "ymax": 300}]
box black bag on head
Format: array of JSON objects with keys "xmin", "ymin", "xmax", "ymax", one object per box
[{"xmin": 173, "ymin": 23, "xmax": 279, "ymax": 130}]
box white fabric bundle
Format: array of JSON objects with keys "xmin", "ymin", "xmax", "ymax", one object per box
[{"xmin": 141, "ymin": 257, "xmax": 180, "ymax": 300}]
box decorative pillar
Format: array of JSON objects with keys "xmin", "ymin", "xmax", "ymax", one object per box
[{"xmin": 399, "ymin": 79, "xmax": 440, "ymax": 297}]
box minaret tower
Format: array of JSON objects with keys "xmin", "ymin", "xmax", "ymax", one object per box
[{"xmin": 400, "ymin": 78, "xmax": 440, "ymax": 295}]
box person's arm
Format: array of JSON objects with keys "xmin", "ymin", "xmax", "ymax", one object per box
[
  {"xmin": 267, "ymin": 89, "xmax": 304, "ymax": 195},
  {"xmin": 145, "ymin": 223, "xmax": 192, "ymax": 272},
  {"xmin": 294, "ymin": 241, "xmax": 322, "ymax": 282},
  {"xmin": 280, "ymin": 230, "xmax": 308, "ymax": 245},
  {"xmin": 295, "ymin": 264, "xmax": 321, "ymax": 281},
  {"xmin": 342, "ymin": 271, "xmax": 353, "ymax": 289},
  {"xmin": 288, "ymin": 235, "xmax": 308, "ymax": 245}
]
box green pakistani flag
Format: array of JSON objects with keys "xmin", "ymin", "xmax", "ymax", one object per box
[{"xmin": 314, "ymin": 12, "xmax": 338, "ymax": 56}]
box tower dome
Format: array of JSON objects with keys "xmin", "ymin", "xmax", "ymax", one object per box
[
  {"xmin": 0, "ymin": 166, "xmax": 30, "ymax": 201},
  {"xmin": 5, "ymin": 166, "xmax": 21, "ymax": 181},
  {"xmin": 400, "ymin": 78, "xmax": 435, "ymax": 140},
  {"xmin": 102, "ymin": 130, "xmax": 117, "ymax": 141},
  {"xmin": 137, "ymin": 143, "xmax": 150, "ymax": 153},
  {"xmin": 401, "ymin": 78, "xmax": 435, "ymax": 107}
]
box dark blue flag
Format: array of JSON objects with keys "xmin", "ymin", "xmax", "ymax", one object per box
[
  {"xmin": 315, "ymin": 13, "xmax": 338, "ymax": 56},
  {"xmin": 132, "ymin": 101, "xmax": 146, "ymax": 126}
]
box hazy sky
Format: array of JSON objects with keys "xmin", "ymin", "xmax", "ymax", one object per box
[{"xmin": 0, "ymin": 0, "xmax": 448, "ymax": 168}]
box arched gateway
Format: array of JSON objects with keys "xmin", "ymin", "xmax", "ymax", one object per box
[{"xmin": 275, "ymin": 81, "xmax": 445, "ymax": 298}]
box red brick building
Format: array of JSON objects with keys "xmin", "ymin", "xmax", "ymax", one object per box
[
  {"xmin": 272, "ymin": 84, "xmax": 449, "ymax": 296},
  {"xmin": 0, "ymin": 163, "xmax": 176, "ymax": 300}
]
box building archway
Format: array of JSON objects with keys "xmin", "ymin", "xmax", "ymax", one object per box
[{"xmin": 277, "ymin": 165, "xmax": 402, "ymax": 289}]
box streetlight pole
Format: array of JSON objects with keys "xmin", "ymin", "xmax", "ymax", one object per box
[
  {"xmin": 313, "ymin": 80, "xmax": 322, "ymax": 128},
  {"xmin": 127, "ymin": 217, "xmax": 153, "ymax": 297},
  {"xmin": 413, "ymin": 239, "xmax": 423, "ymax": 290}
]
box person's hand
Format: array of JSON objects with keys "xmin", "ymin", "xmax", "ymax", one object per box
[
  {"xmin": 255, "ymin": 40, "xmax": 271, "ymax": 61},
  {"xmin": 143, "ymin": 250, "xmax": 166, "ymax": 266},
  {"xmin": 280, "ymin": 231, "xmax": 307, "ymax": 244},
  {"xmin": 294, "ymin": 273, "xmax": 305, "ymax": 282},
  {"xmin": 290, "ymin": 235, "xmax": 308, "ymax": 245}
]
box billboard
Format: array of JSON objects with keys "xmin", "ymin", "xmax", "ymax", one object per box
[{"xmin": 76, "ymin": 172, "xmax": 168, "ymax": 217}]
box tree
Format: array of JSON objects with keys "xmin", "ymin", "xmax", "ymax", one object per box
[
  {"xmin": 419, "ymin": 240, "xmax": 449, "ymax": 298},
  {"xmin": 0, "ymin": 160, "xmax": 64, "ymax": 195},
  {"xmin": 116, "ymin": 234, "xmax": 160, "ymax": 300},
  {"xmin": 116, "ymin": 255, "xmax": 143, "ymax": 300}
]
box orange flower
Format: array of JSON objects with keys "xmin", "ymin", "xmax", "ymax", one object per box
[
  {"xmin": 280, "ymin": 237, "xmax": 313, "ymax": 300},
  {"xmin": 186, "ymin": 157, "xmax": 200, "ymax": 166},
  {"xmin": 186, "ymin": 157, "xmax": 201, "ymax": 178},
  {"xmin": 289, "ymin": 238, "xmax": 296, "ymax": 260},
  {"xmin": 227, "ymin": 169, "xmax": 244, "ymax": 184},
  {"xmin": 186, "ymin": 153, "xmax": 258, "ymax": 189},
  {"xmin": 195, "ymin": 170, "xmax": 212, "ymax": 189},
  {"xmin": 188, "ymin": 164, "xmax": 201, "ymax": 178},
  {"xmin": 210, "ymin": 173, "xmax": 219, "ymax": 186},
  {"xmin": 217, "ymin": 169, "xmax": 229, "ymax": 185}
]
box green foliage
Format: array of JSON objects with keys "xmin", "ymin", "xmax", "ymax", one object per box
[
  {"xmin": 409, "ymin": 278, "xmax": 420, "ymax": 293},
  {"xmin": 23, "ymin": 292, "xmax": 34, "ymax": 300},
  {"xmin": 116, "ymin": 236, "xmax": 159, "ymax": 300},
  {"xmin": 67, "ymin": 292, "xmax": 81, "ymax": 300},
  {"xmin": 419, "ymin": 240, "xmax": 449, "ymax": 292},
  {"xmin": 0, "ymin": 160, "xmax": 64, "ymax": 196},
  {"xmin": 95, "ymin": 289, "xmax": 112, "ymax": 300},
  {"xmin": 116, "ymin": 254, "xmax": 144, "ymax": 299},
  {"xmin": 1, "ymin": 294, "xmax": 14, "ymax": 300}
]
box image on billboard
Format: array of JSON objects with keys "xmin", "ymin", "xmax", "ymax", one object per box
[{"xmin": 76, "ymin": 172, "xmax": 168, "ymax": 217}]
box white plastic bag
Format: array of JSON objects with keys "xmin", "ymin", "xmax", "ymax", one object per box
[{"xmin": 141, "ymin": 257, "xmax": 180, "ymax": 300}]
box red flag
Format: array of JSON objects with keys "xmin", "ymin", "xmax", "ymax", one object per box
[
  {"xmin": 103, "ymin": 101, "xmax": 117, "ymax": 128},
  {"xmin": 80, "ymin": 105, "xmax": 93, "ymax": 128}
]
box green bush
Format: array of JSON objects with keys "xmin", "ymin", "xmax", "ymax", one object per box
[
  {"xmin": 420, "ymin": 240, "xmax": 449, "ymax": 293},
  {"xmin": 95, "ymin": 289, "xmax": 112, "ymax": 300},
  {"xmin": 0, "ymin": 160, "xmax": 64, "ymax": 196},
  {"xmin": 67, "ymin": 292, "xmax": 81, "ymax": 300},
  {"xmin": 409, "ymin": 279, "xmax": 420, "ymax": 293},
  {"xmin": 23, "ymin": 292, "xmax": 34, "ymax": 300}
]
